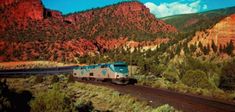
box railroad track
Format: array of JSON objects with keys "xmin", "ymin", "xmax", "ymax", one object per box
[
  {"xmin": 1, "ymin": 67, "xmax": 235, "ymax": 112},
  {"xmin": 0, "ymin": 66, "xmax": 76, "ymax": 77}
]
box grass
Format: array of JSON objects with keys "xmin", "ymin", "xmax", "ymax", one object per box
[
  {"xmin": 4, "ymin": 75, "xmax": 180, "ymax": 112},
  {"xmin": 68, "ymin": 82, "xmax": 152, "ymax": 112},
  {"xmin": 133, "ymin": 74, "xmax": 235, "ymax": 101}
]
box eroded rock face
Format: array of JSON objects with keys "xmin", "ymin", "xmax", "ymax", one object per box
[
  {"xmin": 0, "ymin": 37, "xmax": 168, "ymax": 62},
  {"xmin": 0, "ymin": 1, "xmax": 177, "ymax": 62},
  {"xmin": 189, "ymin": 14, "xmax": 235, "ymax": 53},
  {"xmin": 0, "ymin": 1, "xmax": 177, "ymax": 40},
  {"xmin": 0, "ymin": 0, "xmax": 44, "ymax": 32}
]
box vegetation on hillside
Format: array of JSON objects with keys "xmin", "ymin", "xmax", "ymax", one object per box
[
  {"xmin": 162, "ymin": 6, "xmax": 235, "ymax": 33},
  {"xmin": 1, "ymin": 1, "xmax": 176, "ymax": 41},
  {"xmin": 1, "ymin": 77, "xmax": 179, "ymax": 112},
  {"xmin": 76, "ymin": 37, "xmax": 235, "ymax": 100},
  {"xmin": 1, "ymin": 1, "xmax": 235, "ymax": 109}
]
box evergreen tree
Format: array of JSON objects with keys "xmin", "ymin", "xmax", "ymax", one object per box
[
  {"xmin": 198, "ymin": 41, "xmax": 203, "ymax": 52},
  {"xmin": 211, "ymin": 40, "xmax": 217, "ymax": 53},
  {"xmin": 202, "ymin": 44, "xmax": 210, "ymax": 55},
  {"xmin": 198, "ymin": 41, "xmax": 203, "ymax": 48},
  {"xmin": 183, "ymin": 45, "xmax": 190, "ymax": 54},
  {"xmin": 189, "ymin": 44, "xmax": 197, "ymax": 53},
  {"xmin": 175, "ymin": 45, "xmax": 181, "ymax": 55},
  {"xmin": 219, "ymin": 44, "xmax": 224, "ymax": 53},
  {"xmin": 225, "ymin": 40, "xmax": 234, "ymax": 55}
]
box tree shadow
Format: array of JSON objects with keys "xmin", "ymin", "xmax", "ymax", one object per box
[{"xmin": 0, "ymin": 79, "xmax": 33, "ymax": 112}]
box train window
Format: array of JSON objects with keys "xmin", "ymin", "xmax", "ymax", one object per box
[
  {"xmin": 101, "ymin": 65, "xmax": 108, "ymax": 68},
  {"xmin": 89, "ymin": 73, "xmax": 94, "ymax": 76},
  {"xmin": 114, "ymin": 65, "xmax": 127, "ymax": 67}
]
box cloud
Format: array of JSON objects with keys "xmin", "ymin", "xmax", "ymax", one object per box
[
  {"xmin": 203, "ymin": 4, "xmax": 208, "ymax": 10},
  {"xmin": 144, "ymin": 0, "xmax": 208, "ymax": 18}
]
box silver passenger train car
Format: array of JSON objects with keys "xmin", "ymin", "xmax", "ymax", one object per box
[{"xmin": 73, "ymin": 62, "xmax": 129, "ymax": 84}]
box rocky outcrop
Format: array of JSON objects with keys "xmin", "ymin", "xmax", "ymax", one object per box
[
  {"xmin": 0, "ymin": 0, "xmax": 44, "ymax": 32},
  {"xmin": 0, "ymin": 1, "xmax": 177, "ymax": 40},
  {"xmin": 0, "ymin": 0, "xmax": 177, "ymax": 62},
  {"xmin": 0, "ymin": 37, "xmax": 168, "ymax": 62},
  {"xmin": 189, "ymin": 14, "xmax": 235, "ymax": 53}
]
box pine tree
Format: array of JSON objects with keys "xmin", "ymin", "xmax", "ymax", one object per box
[
  {"xmin": 202, "ymin": 44, "xmax": 210, "ymax": 55},
  {"xmin": 183, "ymin": 45, "xmax": 190, "ymax": 54},
  {"xmin": 189, "ymin": 44, "xmax": 197, "ymax": 53},
  {"xmin": 198, "ymin": 41, "xmax": 203, "ymax": 50},
  {"xmin": 175, "ymin": 45, "xmax": 181, "ymax": 55},
  {"xmin": 219, "ymin": 45, "xmax": 223, "ymax": 53},
  {"xmin": 225, "ymin": 40, "xmax": 234, "ymax": 55},
  {"xmin": 211, "ymin": 40, "xmax": 217, "ymax": 53}
]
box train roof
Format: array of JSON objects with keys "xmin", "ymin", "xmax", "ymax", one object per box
[{"xmin": 74, "ymin": 61, "xmax": 127, "ymax": 68}]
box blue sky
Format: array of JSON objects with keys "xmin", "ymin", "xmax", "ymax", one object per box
[{"xmin": 41, "ymin": 0, "xmax": 235, "ymax": 17}]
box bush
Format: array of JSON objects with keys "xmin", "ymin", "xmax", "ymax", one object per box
[
  {"xmin": 51, "ymin": 75, "xmax": 60, "ymax": 84},
  {"xmin": 0, "ymin": 80, "xmax": 32, "ymax": 112},
  {"xmin": 220, "ymin": 59, "xmax": 235, "ymax": 90},
  {"xmin": 0, "ymin": 79, "xmax": 12, "ymax": 112},
  {"xmin": 162, "ymin": 72, "xmax": 178, "ymax": 83},
  {"xmin": 182, "ymin": 70, "xmax": 214, "ymax": 89},
  {"xmin": 152, "ymin": 104, "xmax": 176, "ymax": 112},
  {"xmin": 67, "ymin": 75, "xmax": 75, "ymax": 83},
  {"xmin": 30, "ymin": 85, "xmax": 74, "ymax": 112},
  {"xmin": 162, "ymin": 65, "xmax": 180, "ymax": 83},
  {"xmin": 75, "ymin": 101, "xmax": 94, "ymax": 112},
  {"xmin": 34, "ymin": 76, "xmax": 44, "ymax": 84}
]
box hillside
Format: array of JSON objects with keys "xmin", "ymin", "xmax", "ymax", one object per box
[
  {"xmin": 161, "ymin": 6, "xmax": 235, "ymax": 33},
  {"xmin": 0, "ymin": 0, "xmax": 177, "ymax": 62},
  {"xmin": 188, "ymin": 14, "xmax": 235, "ymax": 55},
  {"xmin": 0, "ymin": 0, "xmax": 176, "ymax": 41}
]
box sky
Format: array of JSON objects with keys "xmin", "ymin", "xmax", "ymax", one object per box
[{"xmin": 41, "ymin": 0, "xmax": 235, "ymax": 18}]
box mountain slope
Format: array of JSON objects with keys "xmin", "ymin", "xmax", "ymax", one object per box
[
  {"xmin": 0, "ymin": 0, "xmax": 177, "ymax": 62},
  {"xmin": 188, "ymin": 14, "xmax": 235, "ymax": 55},
  {"xmin": 0, "ymin": 0, "xmax": 176, "ymax": 41},
  {"xmin": 161, "ymin": 6, "xmax": 235, "ymax": 33}
]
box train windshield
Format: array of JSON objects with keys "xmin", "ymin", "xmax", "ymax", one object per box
[{"xmin": 114, "ymin": 64, "xmax": 128, "ymax": 73}]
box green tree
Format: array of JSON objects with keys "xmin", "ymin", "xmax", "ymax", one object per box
[
  {"xmin": 189, "ymin": 44, "xmax": 197, "ymax": 53},
  {"xmin": 202, "ymin": 44, "xmax": 210, "ymax": 55},
  {"xmin": 175, "ymin": 45, "xmax": 181, "ymax": 55},
  {"xmin": 183, "ymin": 43, "xmax": 190, "ymax": 54},
  {"xmin": 198, "ymin": 41, "xmax": 203, "ymax": 49},
  {"xmin": 211, "ymin": 40, "xmax": 218, "ymax": 53},
  {"xmin": 182, "ymin": 70, "xmax": 214, "ymax": 89},
  {"xmin": 225, "ymin": 40, "xmax": 234, "ymax": 55},
  {"xmin": 220, "ymin": 59, "xmax": 235, "ymax": 90}
]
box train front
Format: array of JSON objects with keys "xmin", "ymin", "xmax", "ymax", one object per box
[{"xmin": 111, "ymin": 62, "xmax": 129, "ymax": 84}]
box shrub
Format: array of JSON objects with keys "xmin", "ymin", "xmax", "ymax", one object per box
[
  {"xmin": 162, "ymin": 72, "xmax": 178, "ymax": 83},
  {"xmin": 162, "ymin": 66, "xmax": 179, "ymax": 83},
  {"xmin": 153, "ymin": 78, "xmax": 170, "ymax": 89},
  {"xmin": 152, "ymin": 104, "xmax": 176, "ymax": 112},
  {"xmin": 220, "ymin": 59, "xmax": 235, "ymax": 90},
  {"xmin": 30, "ymin": 85, "xmax": 74, "ymax": 112},
  {"xmin": 51, "ymin": 75, "xmax": 59, "ymax": 84},
  {"xmin": 0, "ymin": 80, "xmax": 32, "ymax": 112},
  {"xmin": 67, "ymin": 75, "xmax": 75, "ymax": 83},
  {"xmin": 182, "ymin": 70, "xmax": 214, "ymax": 89},
  {"xmin": 75, "ymin": 101, "xmax": 94, "ymax": 112},
  {"xmin": 34, "ymin": 76, "xmax": 44, "ymax": 84},
  {"xmin": 0, "ymin": 79, "xmax": 12, "ymax": 112}
]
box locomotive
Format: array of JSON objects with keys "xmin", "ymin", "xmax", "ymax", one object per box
[{"xmin": 72, "ymin": 62, "xmax": 129, "ymax": 84}]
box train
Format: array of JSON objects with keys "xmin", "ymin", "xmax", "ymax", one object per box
[{"xmin": 72, "ymin": 62, "xmax": 130, "ymax": 84}]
